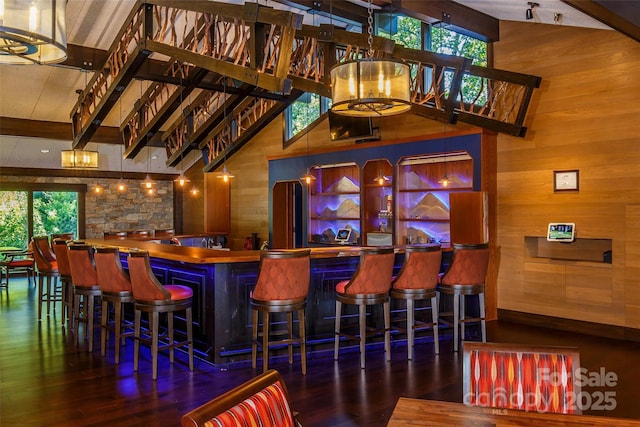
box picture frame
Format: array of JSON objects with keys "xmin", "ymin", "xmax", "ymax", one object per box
[{"xmin": 554, "ymin": 169, "xmax": 579, "ymax": 192}]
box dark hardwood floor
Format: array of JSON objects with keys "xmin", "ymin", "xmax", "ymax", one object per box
[{"xmin": 2, "ymin": 276, "xmax": 640, "ymax": 426}]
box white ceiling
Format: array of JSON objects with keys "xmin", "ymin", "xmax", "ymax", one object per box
[{"xmin": 0, "ymin": 0, "xmax": 613, "ymax": 174}]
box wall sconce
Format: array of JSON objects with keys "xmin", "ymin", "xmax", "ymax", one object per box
[{"xmin": 526, "ymin": 2, "xmax": 539, "ymax": 20}]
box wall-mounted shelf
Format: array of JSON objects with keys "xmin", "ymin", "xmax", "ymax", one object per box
[{"xmin": 525, "ymin": 236, "xmax": 612, "ymax": 264}]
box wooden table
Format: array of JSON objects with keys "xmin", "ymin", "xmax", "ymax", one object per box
[{"xmin": 387, "ymin": 398, "xmax": 640, "ymax": 426}]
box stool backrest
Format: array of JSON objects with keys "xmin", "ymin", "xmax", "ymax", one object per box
[
  {"xmin": 343, "ymin": 247, "xmax": 395, "ymax": 294},
  {"xmin": 181, "ymin": 369, "xmax": 298, "ymax": 427},
  {"xmin": 51, "ymin": 233, "xmax": 74, "ymax": 249},
  {"xmin": 52, "ymin": 238, "xmax": 72, "ymax": 277},
  {"xmin": 252, "ymin": 249, "xmax": 311, "ymax": 301},
  {"xmin": 127, "ymin": 230, "xmax": 151, "ymax": 239},
  {"xmin": 127, "ymin": 251, "xmax": 171, "ymax": 301},
  {"xmin": 463, "ymin": 341, "xmax": 581, "ymax": 414},
  {"xmin": 31, "ymin": 236, "xmax": 55, "ymax": 271},
  {"xmin": 392, "ymin": 245, "xmax": 441, "ymax": 290},
  {"xmin": 95, "ymin": 247, "xmax": 132, "ymax": 293},
  {"xmin": 154, "ymin": 229, "xmax": 175, "ymax": 238},
  {"xmin": 67, "ymin": 244, "xmax": 98, "ymax": 287},
  {"xmin": 440, "ymin": 243, "xmax": 489, "ymax": 286},
  {"xmin": 104, "ymin": 231, "xmax": 128, "ymax": 240}
]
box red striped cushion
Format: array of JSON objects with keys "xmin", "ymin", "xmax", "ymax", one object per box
[{"xmin": 205, "ymin": 381, "xmax": 295, "ymax": 427}]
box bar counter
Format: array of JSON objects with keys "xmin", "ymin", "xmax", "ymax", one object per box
[{"xmin": 85, "ymin": 239, "xmax": 445, "ymax": 365}]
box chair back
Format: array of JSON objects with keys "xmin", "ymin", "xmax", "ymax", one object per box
[
  {"xmin": 127, "ymin": 251, "xmax": 171, "ymax": 301},
  {"xmin": 52, "ymin": 239, "xmax": 72, "ymax": 277},
  {"xmin": 252, "ymin": 249, "xmax": 311, "ymax": 301},
  {"xmin": 104, "ymin": 231, "xmax": 128, "ymax": 240},
  {"xmin": 67, "ymin": 244, "xmax": 98, "ymax": 287},
  {"xmin": 463, "ymin": 342, "xmax": 581, "ymax": 414},
  {"xmin": 181, "ymin": 369, "xmax": 298, "ymax": 427},
  {"xmin": 342, "ymin": 247, "xmax": 395, "ymax": 295},
  {"xmin": 440, "ymin": 243, "xmax": 489, "ymax": 286},
  {"xmin": 31, "ymin": 236, "xmax": 56, "ymax": 272},
  {"xmin": 33, "ymin": 235, "xmax": 56, "ymax": 262},
  {"xmin": 95, "ymin": 247, "xmax": 132, "ymax": 293},
  {"xmin": 51, "ymin": 233, "xmax": 74, "ymax": 249},
  {"xmin": 127, "ymin": 230, "xmax": 151, "ymax": 239},
  {"xmin": 392, "ymin": 245, "xmax": 442, "ymax": 290},
  {"xmin": 154, "ymin": 228, "xmax": 175, "ymax": 238}
]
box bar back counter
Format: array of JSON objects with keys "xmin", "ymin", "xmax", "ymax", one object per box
[{"xmin": 86, "ymin": 239, "xmax": 445, "ymax": 366}]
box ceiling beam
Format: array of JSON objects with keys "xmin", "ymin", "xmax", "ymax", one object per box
[
  {"xmin": 561, "ymin": 0, "xmax": 640, "ymax": 43},
  {"xmin": 0, "ymin": 117, "xmax": 122, "ymax": 144}
]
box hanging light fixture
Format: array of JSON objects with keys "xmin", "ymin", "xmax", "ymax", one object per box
[
  {"xmin": 374, "ymin": 168, "xmax": 389, "ymax": 186},
  {"xmin": 299, "ymin": 96, "xmax": 316, "ymax": 185},
  {"xmin": 142, "ymin": 145, "xmax": 155, "ymax": 195},
  {"xmin": 117, "ymin": 100, "xmax": 127, "ymax": 192},
  {"xmin": 216, "ymin": 78, "xmax": 234, "ymax": 183},
  {"xmin": 0, "ymin": 0, "xmax": 67, "ymax": 64},
  {"xmin": 61, "ymin": 149, "xmax": 99, "ymax": 168},
  {"xmin": 438, "ymin": 124, "xmax": 451, "ymax": 187},
  {"xmin": 174, "ymin": 73, "xmax": 191, "ymax": 188},
  {"xmin": 330, "ymin": 0, "xmax": 410, "ymax": 117}
]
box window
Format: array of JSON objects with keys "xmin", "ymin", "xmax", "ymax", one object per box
[
  {"xmin": 0, "ymin": 184, "xmax": 85, "ymax": 248},
  {"xmin": 284, "ymin": 93, "xmax": 330, "ymax": 142}
]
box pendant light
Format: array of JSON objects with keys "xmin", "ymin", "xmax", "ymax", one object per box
[
  {"xmin": 116, "ymin": 98, "xmax": 127, "ymax": 192},
  {"xmin": 330, "ymin": 0, "xmax": 410, "ymax": 117},
  {"xmin": 174, "ymin": 74, "xmax": 191, "ymax": 188},
  {"xmin": 299, "ymin": 97, "xmax": 316, "ymax": 185},
  {"xmin": 438, "ymin": 124, "xmax": 450, "ymax": 187},
  {"xmin": 216, "ymin": 78, "xmax": 234, "ymax": 183},
  {"xmin": 143, "ymin": 145, "xmax": 155, "ymax": 196},
  {"xmin": 0, "ymin": 0, "xmax": 67, "ymax": 64},
  {"xmin": 374, "ymin": 167, "xmax": 389, "ymax": 186}
]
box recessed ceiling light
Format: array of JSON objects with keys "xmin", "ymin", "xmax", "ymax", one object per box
[
  {"xmin": 41, "ymin": 149, "xmax": 50, "ymax": 153},
  {"xmin": 151, "ymin": 155, "xmax": 159, "ymax": 160}
]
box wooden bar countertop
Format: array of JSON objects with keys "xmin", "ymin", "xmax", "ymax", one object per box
[
  {"xmin": 83, "ymin": 240, "xmax": 446, "ymax": 265},
  {"xmin": 387, "ymin": 398, "xmax": 640, "ymax": 426},
  {"xmin": 83, "ymin": 239, "xmax": 367, "ymax": 264}
]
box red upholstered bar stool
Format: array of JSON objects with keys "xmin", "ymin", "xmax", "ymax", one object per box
[
  {"xmin": 334, "ymin": 246, "xmax": 395, "ymax": 369},
  {"xmin": 390, "ymin": 244, "xmax": 442, "ymax": 359},
  {"xmin": 127, "ymin": 250, "xmax": 194, "ymax": 380},
  {"xmin": 437, "ymin": 243, "xmax": 490, "ymax": 352},
  {"xmin": 68, "ymin": 243, "xmax": 101, "ymax": 351},
  {"xmin": 31, "ymin": 236, "xmax": 60, "ymax": 321},
  {"xmin": 251, "ymin": 249, "xmax": 311, "ymax": 375},
  {"xmin": 95, "ymin": 247, "xmax": 134, "ymax": 363},
  {"xmin": 52, "ymin": 238, "xmax": 74, "ymax": 329}
]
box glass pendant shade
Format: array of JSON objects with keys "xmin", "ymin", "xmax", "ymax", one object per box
[
  {"xmin": 300, "ymin": 168, "xmax": 316, "ymax": 185},
  {"xmin": 175, "ymin": 174, "xmax": 190, "ymax": 187},
  {"xmin": 330, "ymin": 59, "xmax": 411, "ymax": 117},
  {"xmin": 0, "ymin": 0, "xmax": 67, "ymax": 64},
  {"xmin": 61, "ymin": 150, "xmax": 98, "ymax": 168},
  {"xmin": 216, "ymin": 164, "xmax": 234, "ymax": 183}
]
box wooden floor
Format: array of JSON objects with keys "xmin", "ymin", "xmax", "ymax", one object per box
[{"xmin": 2, "ymin": 276, "xmax": 640, "ymax": 426}]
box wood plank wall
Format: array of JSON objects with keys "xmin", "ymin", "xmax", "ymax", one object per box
[{"xmin": 494, "ymin": 22, "xmax": 640, "ymax": 328}]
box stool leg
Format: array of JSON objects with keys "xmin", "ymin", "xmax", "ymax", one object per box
[
  {"xmin": 407, "ymin": 298, "xmax": 415, "ymax": 360},
  {"xmin": 46, "ymin": 276, "xmax": 51, "ymax": 316},
  {"xmin": 479, "ymin": 292, "xmax": 486, "ymax": 343},
  {"xmin": 384, "ymin": 300, "xmax": 390, "ymax": 362},
  {"xmin": 431, "ymin": 295, "xmax": 439, "ymax": 355},
  {"xmin": 299, "ymin": 308, "xmax": 306, "ymax": 375},
  {"xmin": 168, "ymin": 312, "xmax": 174, "ymax": 364},
  {"xmin": 151, "ymin": 311, "xmax": 159, "ymax": 380},
  {"xmin": 101, "ymin": 299, "xmax": 109, "ymax": 357},
  {"xmin": 460, "ymin": 295, "xmax": 466, "ymax": 344},
  {"xmin": 359, "ymin": 304, "xmax": 366, "ymax": 369},
  {"xmin": 114, "ymin": 301, "xmax": 123, "ymax": 364},
  {"xmin": 334, "ymin": 301, "xmax": 342, "ymax": 361},
  {"xmin": 287, "ymin": 311, "xmax": 293, "ymax": 365},
  {"xmin": 251, "ymin": 309, "xmax": 258, "ymax": 369},
  {"xmin": 186, "ymin": 307, "xmax": 194, "ymax": 372},
  {"xmin": 453, "ymin": 293, "xmax": 460, "ymax": 352},
  {"xmin": 262, "ymin": 311, "xmax": 269, "ymax": 373},
  {"xmin": 37, "ymin": 275, "xmax": 44, "ymax": 321},
  {"xmin": 134, "ymin": 309, "xmax": 141, "ymax": 372},
  {"xmin": 73, "ymin": 293, "xmax": 81, "ymax": 345},
  {"xmin": 87, "ymin": 295, "xmax": 95, "ymax": 352}
]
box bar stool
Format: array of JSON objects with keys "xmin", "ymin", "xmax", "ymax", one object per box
[
  {"xmin": 127, "ymin": 230, "xmax": 151, "ymax": 239},
  {"xmin": 103, "ymin": 231, "xmax": 127, "ymax": 240},
  {"xmin": 127, "ymin": 250, "xmax": 194, "ymax": 380},
  {"xmin": 68, "ymin": 243, "xmax": 101, "ymax": 351},
  {"xmin": 334, "ymin": 246, "xmax": 395, "ymax": 369},
  {"xmin": 95, "ymin": 247, "xmax": 134, "ymax": 363},
  {"xmin": 52, "ymin": 238, "xmax": 74, "ymax": 329},
  {"xmin": 31, "ymin": 236, "xmax": 60, "ymax": 321},
  {"xmin": 437, "ymin": 243, "xmax": 490, "ymax": 352},
  {"xmin": 251, "ymin": 249, "xmax": 311, "ymax": 375},
  {"xmin": 390, "ymin": 245, "xmax": 442, "ymax": 360},
  {"xmin": 154, "ymin": 229, "xmax": 175, "ymax": 238}
]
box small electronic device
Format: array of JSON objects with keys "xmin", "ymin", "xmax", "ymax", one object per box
[
  {"xmin": 547, "ymin": 223, "xmax": 576, "ymax": 242},
  {"xmin": 335, "ymin": 228, "xmax": 352, "ymax": 244}
]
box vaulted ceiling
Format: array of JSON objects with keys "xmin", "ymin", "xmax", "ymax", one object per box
[{"xmin": 0, "ymin": 0, "xmax": 638, "ymax": 175}]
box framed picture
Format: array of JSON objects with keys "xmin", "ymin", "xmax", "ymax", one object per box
[{"xmin": 554, "ymin": 170, "xmax": 579, "ymax": 192}]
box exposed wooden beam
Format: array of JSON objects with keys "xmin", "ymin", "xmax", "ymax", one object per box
[
  {"xmin": 0, "ymin": 167, "xmax": 175, "ymax": 181},
  {"xmin": 0, "ymin": 117, "xmax": 122, "ymax": 144},
  {"xmin": 561, "ymin": 0, "xmax": 640, "ymax": 43}
]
